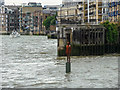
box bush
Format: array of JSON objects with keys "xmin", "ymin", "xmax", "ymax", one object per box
[
  {"xmin": 101, "ymin": 21, "xmax": 119, "ymax": 44},
  {"xmin": 43, "ymin": 15, "xmax": 56, "ymax": 30}
]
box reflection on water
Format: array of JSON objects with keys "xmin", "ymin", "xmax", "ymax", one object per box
[{"xmin": 1, "ymin": 35, "xmax": 119, "ymax": 88}]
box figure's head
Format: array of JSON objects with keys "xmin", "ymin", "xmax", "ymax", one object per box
[{"xmin": 67, "ymin": 42, "xmax": 69, "ymax": 45}]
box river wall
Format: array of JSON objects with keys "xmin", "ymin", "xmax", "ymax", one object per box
[
  {"xmin": 58, "ymin": 44, "xmax": 120, "ymax": 56},
  {"xmin": 57, "ymin": 24, "xmax": 120, "ymax": 56}
]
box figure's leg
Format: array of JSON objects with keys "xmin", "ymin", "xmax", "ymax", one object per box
[
  {"xmin": 68, "ymin": 55, "xmax": 70, "ymax": 62},
  {"xmin": 69, "ymin": 55, "xmax": 70, "ymax": 62},
  {"xmin": 67, "ymin": 55, "xmax": 69, "ymax": 62}
]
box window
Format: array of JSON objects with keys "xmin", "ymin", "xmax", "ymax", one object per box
[{"xmin": 103, "ymin": 8, "xmax": 105, "ymax": 13}]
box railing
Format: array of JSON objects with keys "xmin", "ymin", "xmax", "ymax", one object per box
[
  {"xmin": 98, "ymin": 4, "xmax": 102, "ymax": 7},
  {"xmin": 109, "ymin": 2, "xmax": 119, "ymax": 7},
  {"xmin": 119, "ymin": 1, "xmax": 120, "ymax": 5},
  {"xmin": 85, "ymin": 7, "xmax": 88, "ymax": 9},
  {"xmin": 109, "ymin": 11, "xmax": 120, "ymax": 16},
  {"xmin": 79, "ymin": 7, "xmax": 83, "ymax": 11},
  {"xmin": 98, "ymin": 11, "xmax": 102, "ymax": 15},
  {"xmin": 60, "ymin": 19, "xmax": 82, "ymax": 24},
  {"xmin": 89, "ymin": 12, "xmax": 94, "ymax": 15},
  {"xmin": 118, "ymin": 10, "xmax": 120, "ymax": 15}
]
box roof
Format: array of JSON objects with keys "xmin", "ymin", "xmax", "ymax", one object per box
[{"xmin": 43, "ymin": 10, "xmax": 50, "ymax": 14}]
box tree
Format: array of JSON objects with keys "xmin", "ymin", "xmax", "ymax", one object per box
[
  {"xmin": 43, "ymin": 15, "xmax": 56, "ymax": 30},
  {"xmin": 101, "ymin": 21, "xmax": 119, "ymax": 44},
  {"xmin": 50, "ymin": 18, "xmax": 56, "ymax": 25},
  {"xmin": 118, "ymin": 17, "xmax": 120, "ymax": 31}
]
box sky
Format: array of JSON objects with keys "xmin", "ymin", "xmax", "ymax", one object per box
[{"xmin": 5, "ymin": 0, "xmax": 62, "ymax": 6}]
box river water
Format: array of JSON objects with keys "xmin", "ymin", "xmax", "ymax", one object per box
[{"xmin": 0, "ymin": 35, "xmax": 119, "ymax": 88}]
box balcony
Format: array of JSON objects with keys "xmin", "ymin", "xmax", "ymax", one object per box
[
  {"xmin": 119, "ymin": 1, "xmax": 120, "ymax": 5},
  {"xmin": 111, "ymin": 12, "xmax": 113, "ymax": 17},
  {"xmin": 89, "ymin": 19, "xmax": 96, "ymax": 22},
  {"xmin": 98, "ymin": 4, "xmax": 102, "ymax": 7},
  {"xmin": 79, "ymin": 13, "xmax": 83, "ymax": 16},
  {"xmin": 108, "ymin": 3, "xmax": 112, "ymax": 7},
  {"xmin": 85, "ymin": 14, "xmax": 88, "ymax": 16},
  {"xmin": 114, "ymin": 2, "xmax": 118, "ymax": 6},
  {"xmin": 98, "ymin": 11, "xmax": 102, "ymax": 15},
  {"xmin": 60, "ymin": 19, "xmax": 82, "ymax": 24},
  {"xmin": 114, "ymin": 11, "xmax": 118, "ymax": 16},
  {"xmin": 110, "ymin": 2, "xmax": 118, "ymax": 7},
  {"xmin": 78, "ymin": 2, "xmax": 83, "ymax": 4},
  {"xmin": 79, "ymin": 7, "xmax": 83, "ymax": 11},
  {"xmin": 85, "ymin": 7, "xmax": 88, "ymax": 10},
  {"xmin": 89, "ymin": 12, "xmax": 94, "ymax": 15},
  {"xmin": 89, "ymin": 4, "xmax": 96, "ymax": 8},
  {"xmin": 108, "ymin": 12, "xmax": 111, "ymax": 17},
  {"xmin": 118, "ymin": 10, "xmax": 120, "ymax": 15}
]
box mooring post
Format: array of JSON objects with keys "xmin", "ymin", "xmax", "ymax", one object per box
[
  {"xmin": 66, "ymin": 42, "xmax": 71, "ymax": 73},
  {"xmin": 66, "ymin": 61, "xmax": 71, "ymax": 73}
]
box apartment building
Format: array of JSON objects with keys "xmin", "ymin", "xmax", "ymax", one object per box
[
  {"xmin": 108, "ymin": 0, "xmax": 120, "ymax": 23},
  {"xmin": 0, "ymin": 5, "xmax": 20, "ymax": 34},
  {"xmin": 6, "ymin": 5, "xmax": 20, "ymax": 33},
  {"xmin": 57, "ymin": 0, "xmax": 109, "ymax": 25},
  {"xmin": 84, "ymin": 0, "xmax": 104, "ymax": 24},
  {"xmin": 43, "ymin": 5, "xmax": 60, "ymax": 15},
  {"xmin": 19, "ymin": 2, "xmax": 43, "ymax": 34},
  {"xmin": 32, "ymin": 9, "xmax": 56, "ymax": 34},
  {"xmin": 102, "ymin": 0, "xmax": 109, "ymax": 22},
  {"xmin": 0, "ymin": 0, "xmax": 4, "ymax": 6},
  {"xmin": 57, "ymin": 1, "xmax": 84, "ymax": 24},
  {"xmin": 0, "ymin": 6, "xmax": 8, "ymax": 33},
  {"xmin": 32, "ymin": 10, "xmax": 47, "ymax": 35}
]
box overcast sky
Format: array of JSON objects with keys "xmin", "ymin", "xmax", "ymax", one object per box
[{"xmin": 5, "ymin": 0, "xmax": 62, "ymax": 6}]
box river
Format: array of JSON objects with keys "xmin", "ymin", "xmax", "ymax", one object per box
[{"xmin": 0, "ymin": 35, "xmax": 119, "ymax": 88}]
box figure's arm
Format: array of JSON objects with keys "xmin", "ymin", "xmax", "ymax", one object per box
[
  {"xmin": 69, "ymin": 45, "xmax": 71, "ymax": 54},
  {"xmin": 66, "ymin": 45, "xmax": 67, "ymax": 54}
]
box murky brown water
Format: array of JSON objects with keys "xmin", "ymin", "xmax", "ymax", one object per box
[{"xmin": 1, "ymin": 35, "xmax": 119, "ymax": 88}]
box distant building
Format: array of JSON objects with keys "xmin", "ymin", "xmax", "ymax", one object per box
[
  {"xmin": 19, "ymin": 2, "xmax": 43, "ymax": 34},
  {"xmin": 6, "ymin": 5, "xmax": 20, "ymax": 33},
  {"xmin": 102, "ymin": 0, "xmax": 109, "ymax": 22},
  {"xmin": 108, "ymin": 1, "xmax": 120, "ymax": 23},
  {"xmin": 0, "ymin": 5, "xmax": 20, "ymax": 34},
  {"xmin": 62, "ymin": 0, "xmax": 73, "ymax": 4},
  {"xmin": 32, "ymin": 9, "xmax": 55, "ymax": 35},
  {"xmin": 84, "ymin": 0, "xmax": 104, "ymax": 24},
  {"xmin": 32, "ymin": 10, "xmax": 44, "ymax": 35},
  {"xmin": 57, "ymin": 0, "xmax": 110, "ymax": 25},
  {"xmin": 0, "ymin": 6, "xmax": 8, "ymax": 34},
  {"xmin": 57, "ymin": 1, "xmax": 84, "ymax": 24},
  {"xmin": 0, "ymin": 0, "xmax": 4, "ymax": 6},
  {"xmin": 43, "ymin": 5, "xmax": 60, "ymax": 15}
]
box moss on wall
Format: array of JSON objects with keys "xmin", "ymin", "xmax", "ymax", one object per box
[{"xmin": 58, "ymin": 44, "xmax": 120, "ymax": 56}]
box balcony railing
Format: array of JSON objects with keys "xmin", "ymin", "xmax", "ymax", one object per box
[
  {"xmin": 79, "ymin": 7, "xmax": 83, "ymax": 10},
  {"xmin": 109, "ymin": 11, "xmax": 120, "ymax": 16},
  {"xmin": 85, "ymin": 14, "xmax": 88, "ymax": 16},
  {"xmin": 98, "ymin": 4, "xmax": 102, "ymax": 7},
  {"xmin": 89, "ymin": 12, "xmax": 94, "ymax": 15},
  {"xmin": 98, "ymin": 11, "xmax": 102, "ymax": 15},
  {"xmin": 60, "ymin": 19, "xmax": 82, "ymax": 24},
  {"xmin": 119, "ymin": 1, "xmax": 120, "ymax": 5},
  {"xmin": 78, "ymin": 2, "xmax": 83, "ymax": 4},
  {"xmin": 85, "ymin": 7, "xmax": 88, "ymax": 9},
  {"xmin": 109, "ymin": 2, "xmax": 119, "ymax": 7},
  {"xmin": 118, "ymin": 10, "xmax": 120, "ymax": 15}
]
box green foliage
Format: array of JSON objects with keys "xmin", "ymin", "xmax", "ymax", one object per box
[
  {"xmin": 43, "ymin": 15, "xmax": 56, "ymax": 30},
  {"xmin": 118, "ymin": 17, "xmax": 120, "ymax": 31},
  {"xmin": 101, "ymin": 21, "xmax": 119, "ymax": 44},
  {"xmin": 50, "ymin": 18, "xmax": 56, "ymax": 25}
]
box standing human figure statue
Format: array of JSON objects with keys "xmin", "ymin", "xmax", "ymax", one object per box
[{"xmin": 66, "ymin": 42, "xmax": 71, "ymax": 62}]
